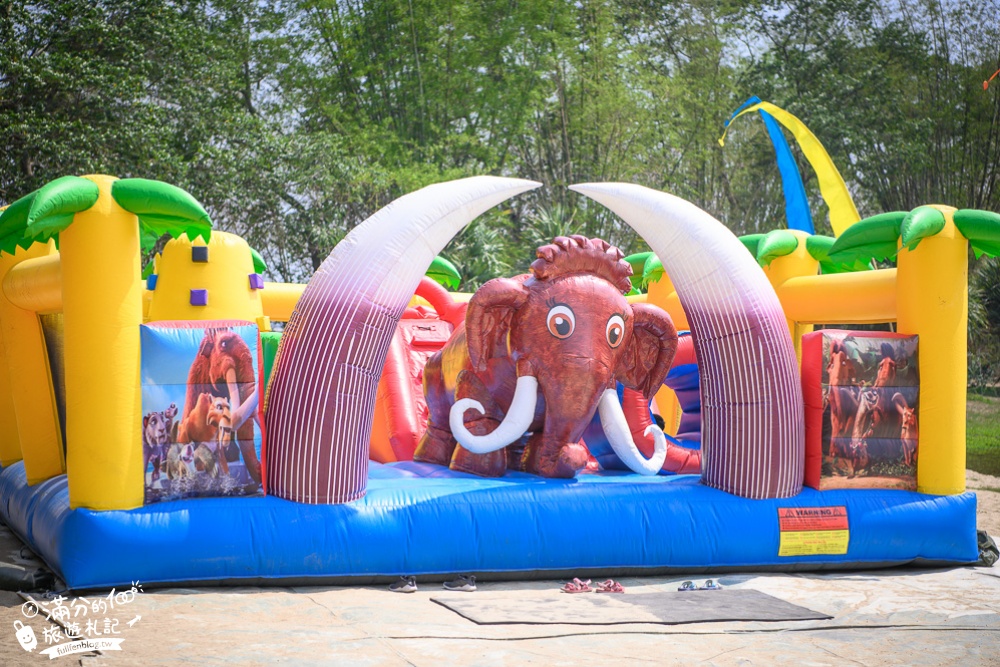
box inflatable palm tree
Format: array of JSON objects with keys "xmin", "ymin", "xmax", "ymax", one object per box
[
  {"xmin": 0, "ymin": 175, "xmax": 212, "ymax": 509},
  {"xmin": 741, "ymin": 206, "xmax": 998, "ymax": 494},
  {"xmin": 0, "ymin": 175, "xmax": 211, "ymax": 254}
]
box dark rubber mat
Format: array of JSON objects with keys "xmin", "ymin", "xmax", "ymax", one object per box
[{"xmin": 432, "ymin": 588, "xmax": 831, "ymax": 625}]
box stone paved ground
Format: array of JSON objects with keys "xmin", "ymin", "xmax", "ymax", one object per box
[{"xmin": 0, "ymin": 564, "xmax": 998, "ymax": 666}]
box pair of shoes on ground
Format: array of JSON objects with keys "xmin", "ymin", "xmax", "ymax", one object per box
[
  {"xmin": 389, "ymin": 574, "xmax": 477, "ymax": 593},
  {"xmin": 561, "ymin": 578, "xmax": 624, "ymax": 594},
  {"xmin": 677, "ymin": 579, "xmax": 722, "ymax": 591}
]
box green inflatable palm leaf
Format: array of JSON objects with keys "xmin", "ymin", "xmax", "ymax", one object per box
[
  {"xmin": 827, "ymin": 211, "xmax": 907, "ymax": 267},
  {"xmin": 142, "ymin": 258, "xmax": 157, "ymax": 280},
  {"xmin": 970, "ymin": 239, "xmax": 1000, "ymax": 259},
  {"xmin": 805, "ymin": 234, "xmax": 835, "ymax": 261},
  {"xmin": 426, "ymin": 255, "xmax": 462, "ymax": 290},
  {"xmin": 806, "ymin": 234, "xmax": 847, "ymax": 274},
  {"xmin": 738, "ymin": 234, "xmax": 766, "ymax": 259},
  {"xmin": 0, "ymin": 176, "xmax": 100, "ymax": 256},
  {"xmin": 23, "ymin": 176, "xmax": 100, "ymax": 240},
  {"xmin": 250, "ymin": 247, "xmax": 268, "ymax": 274},
  {"xmin": 642, "ymin": 254, "xmax": 665, "ymax": 288},
  {"xmin": 805, "ymin": 234, "xmax": 866, "ymax": 274},
  {"xmin": 623, "ymin": 251, "xmax": 654, "ymax": 291},
  {"xmin": 140, "ymin": 227, "xmax": 160, "ymax": 253},
  {"xmin": 900, "ymin": 206, "xmax": 945, "ymax": 251},
  {"xmin": 954, "ymin": 209, "xmax": 1000, "ymax": 258},
  {"xmin": 111, "ymin": 179, "xmax": 212, "ymax": 250},
  {"xmin": 0, "ymin": 230, "xmax": 38, "ymax": 255},
  {"xmin": 756, "ymin": 230, "xmax": 799, "ymax": 267},
  {"xmin": 0, "ymin": 192, "xmax": 40, "ymax": 255}
]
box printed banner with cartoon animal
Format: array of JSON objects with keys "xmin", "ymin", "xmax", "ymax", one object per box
[
  {"xmin": 141, "ymin": 321, "xmax": 264, "ymax": 504},
  {"xmin": 802, "ymin": 330, "xmax": 919, "ymax": 491}
]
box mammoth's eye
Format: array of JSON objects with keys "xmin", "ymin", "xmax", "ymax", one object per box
[
  {"xmin": 546, "ymin": 304, "xmax": 575, "ymax": 339},
  {"xmin": 606, "ymin": 315, "xmax": 625, "ymax": 348}
]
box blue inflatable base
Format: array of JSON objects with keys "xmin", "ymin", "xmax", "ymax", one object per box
[{"xmin": 0, "ymin": 460, "xmax": 979, "ymax": 590}]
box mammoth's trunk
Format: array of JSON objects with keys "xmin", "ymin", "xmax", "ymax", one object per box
[
  {"xmin": 450, "ymin": 375, "xmax": 538, "ymax": 454},
  {"xmin": 598, "ymin": 389, "xmax": 666, "ymax": 475}
]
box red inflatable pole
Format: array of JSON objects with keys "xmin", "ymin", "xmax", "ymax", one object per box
[
  {"xmin": 621, "ymin": 388, "xmax": 701, "ymax": 474},
  {"xmin": 621, "ymin": 335, "xmax": 700, "ymax": 474},
  {"xmin": 413, "ymin": 276, "xmax": 467, "ymax": 327}
]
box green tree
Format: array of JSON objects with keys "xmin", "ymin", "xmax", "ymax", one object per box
[
  {"xmin": 0, "ymin": 1, "xmax": 299, "ymax": 274},
  {"xmin": 731, "ymin": 0, "xmax": 1000, "ymax": 225},
  {"xmin": 3, "ymin": 0, "xmax": 998, "ymax": 292}
]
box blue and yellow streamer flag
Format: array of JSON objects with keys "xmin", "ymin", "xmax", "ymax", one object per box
[
  {"xmin": 725, "ymin": 96, "xmax": 814, "ymax": 234},
  {"xmin": 720, "ymin": 98, "xmax": 861, "ymax": 237}
]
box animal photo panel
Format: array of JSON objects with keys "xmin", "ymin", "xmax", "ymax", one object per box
[
  {"xmin": 141, "ymin": 321, "xmax": 264, "ymax": 504},
  {"xmin": 814, "ymin": 330, "xmax": 919, "ymax": 491}
]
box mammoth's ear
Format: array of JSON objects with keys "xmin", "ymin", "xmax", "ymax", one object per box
[
  {"xmin": 616, "ymin": 303, "xmax": 678, "ymax": 400},
  {"xmin": 466, "ymin": 277, "xmax": 529, "ymax": 372}
]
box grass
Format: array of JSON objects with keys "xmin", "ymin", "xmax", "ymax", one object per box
[{"xmin": 968, "ymin": 392, "xmax": 1000, "ymax": 477}]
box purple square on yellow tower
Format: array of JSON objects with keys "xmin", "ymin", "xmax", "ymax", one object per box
[
  {"xmin": 191, "ymin": 246, "xmax": 209, "ymax": 262},
  {"xmin": 190, "ymin": 289, "xmax": 208, "ymax": 306},
  {"xmin": 249, "ymin": 273, "xmax": 264, "ymax": 290}
]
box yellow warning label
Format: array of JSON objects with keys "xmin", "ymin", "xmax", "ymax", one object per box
[{"xmin": 778, "ymin": 530, "xmax": 850, "ymax": 556}]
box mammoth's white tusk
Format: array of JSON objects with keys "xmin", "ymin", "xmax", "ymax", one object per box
[
  {"xmin": 450, "ymin": 375, "xmax": 539, "ymax": 454},
  {"xmin": 231, "ymin": 390, "xmax": 258, "ymax": 431},
  {"xmin": 597, "ymin": 389, "xmax": 666, "ymax": 475}
]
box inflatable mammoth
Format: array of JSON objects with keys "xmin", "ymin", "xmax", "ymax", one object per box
[{"xmin": 413, "ymin": 235, "xmax": 678, "ymax": 478}]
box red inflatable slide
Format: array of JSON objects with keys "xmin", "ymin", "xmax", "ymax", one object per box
[{"xmin": 369, "ymin": 277, "xmax": 466, "ymax": 463}]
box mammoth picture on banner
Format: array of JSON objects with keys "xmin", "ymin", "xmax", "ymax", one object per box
[{"xmin": 140, "ymin": 322, "xmax": 263, "ymax": 504}]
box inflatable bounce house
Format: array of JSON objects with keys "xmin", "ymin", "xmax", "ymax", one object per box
[{"xmin": 0, "ymin": 168, "xmax": 995, "ymax": 591}]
